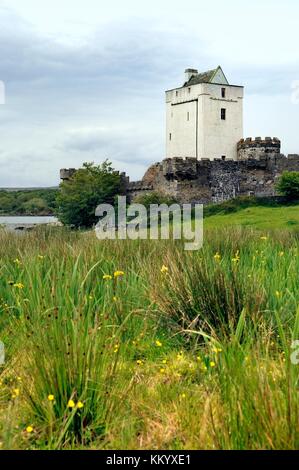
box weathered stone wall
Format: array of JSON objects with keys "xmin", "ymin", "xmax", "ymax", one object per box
[
  {"xmin": 60, "ymin": 168, "xmax": 77, "ymax": 181},
  {"xmin": 127, "ymin": 152, "xmax": 299, "ymax": 204},
  {"xmin": 237, "ymin": 137, "xmax": 281, "ymax": 160},
  {"xmin": 60, "ymin": 137, "xmax": 299, "ymax": 205}
]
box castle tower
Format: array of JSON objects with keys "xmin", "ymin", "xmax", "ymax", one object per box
[{"xmin": 165, "ymin": 66, "xmax": 244, "ymax": 161}]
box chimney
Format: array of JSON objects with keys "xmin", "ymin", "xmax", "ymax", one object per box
[{"xmin": 184, "ymin": 68, "xmax": 198, "ymax": 83}]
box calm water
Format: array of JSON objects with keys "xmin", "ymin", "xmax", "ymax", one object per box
[{"xmin": 0, "ymin": 216, "xmax": 58, "ymax": 230}]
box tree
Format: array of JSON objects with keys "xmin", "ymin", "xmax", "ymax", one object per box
[
  {"xmin": 56, "ymin": 161, "xmax": 121, "ymax": 228},
  {"xmin": 276, "ymin": 171, "xmax": 299, "ymax": 200}
]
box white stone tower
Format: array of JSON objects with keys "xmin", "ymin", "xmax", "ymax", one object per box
[{"xmin": 165, "ymin": 66, "xmax": 244, "ymax": 160}]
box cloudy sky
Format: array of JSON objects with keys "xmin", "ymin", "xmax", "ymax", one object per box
[{"xmin": 0, "ymin": 0, "xmax": 298, "ymax": 187}]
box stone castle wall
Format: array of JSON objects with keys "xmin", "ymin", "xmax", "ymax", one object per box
[
  {"xmin": 60, "ymin": 137, "xmax": 299, "ymax": 205},
  {"xmin": 237, "ymin": 137, "xmax": 281, "ymax": 160}
]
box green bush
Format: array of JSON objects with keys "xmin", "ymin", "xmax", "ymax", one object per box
[
  {"xmin": 56, "ymin": 161, "xmax": 121, "ymax": 228},
  {"xmin": 134, "ymin": 191, "xmax": 178, "ymax": 209},
  {"xmin": 276, "ymin": 171, "xmax": 299, "ymax": 199},
  {"xmin": 21, "ymin": 198, "xmax": 49, "ymax": 215}
]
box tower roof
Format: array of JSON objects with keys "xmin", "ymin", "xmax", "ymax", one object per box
[{"xmin": 184, "ymin": 66, "xmax": 229, "ymax": 86}]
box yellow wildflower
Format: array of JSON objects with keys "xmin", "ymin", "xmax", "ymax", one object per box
[
  {"xmin": 275, "ymin": 291, "xmax": 282, "ymax": 299},
  {"xmin": 103, "ymin": 274, "xmax": 112, "ymax": 281},
  {"xmin": 48, "ymin": 394, "xmax": 55, "ymax": 402},
  {"xmin": 279, "ymin": 252, "xmax": 284, "ymax": 257},
  {"xmin": 260, "ymin": 236, "xmax": 268, "ymax": 241},
  {"xmin": 161, "ymin": 265, "xmax": 169, "ymax": 274},
  {"xmin": 155, "ymin": 340, "xmax": 162, "ymax": 347},
  {"xmin": 14, "ymin": 258, "xmax": 21, "ymax": 266},
  {"xmin": 210, "ymin": 361, "xmax": 216, "ymax": 368},
  {"xmin": 114, "ymin": 271, "xmax": 125, "ymax": 278},
  {"xmin": 76, "ymin": 401, "xmax": 84, "ymax": 409},
  {"xmin": 67, "ymin": 399, "xmax": 75, "ymax": 409},
  {"xmin": 14, "ymin": 283, "xmax": 24, "ymax": 290},
  {"xmin": 12, "ymin": 388, "xmax": 20, "ymax": 398},
  {"xmin": 38, "ymin": 255, "xmax": 45, "ymax": 260},
  {"xmin": 136, "ymin": 360, "xmax": 143, "ymax": 366},
  {"xmin": 214, "ymin": 252, "xmax": 221, "ymax": 262},
  {"xmin": 180, "ymin": 393, "xmax": 186, "ymax": 399},
  {"xmin": 232, "ymin": 250, "xmax": 240, "ymax": 263},
  {"xmin": 160, "ymin": 368, "xmax": 166, "ymax": 374},
  {"xmin": 26, "ymin": 426, "xmax": 33, "ymax": 434}
]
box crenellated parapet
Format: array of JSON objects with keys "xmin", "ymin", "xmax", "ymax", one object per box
[
  {"xmin": 237, "ymin": 137, "xmax": 281, "ymax": 160},
  {"xmin": 162, "ymin": 157, "xmax": 198, "ymax": 180}
]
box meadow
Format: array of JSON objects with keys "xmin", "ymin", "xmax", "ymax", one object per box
[{"xmin": 0, "ymin": 206, "xmax": 299, "ymax": 450}]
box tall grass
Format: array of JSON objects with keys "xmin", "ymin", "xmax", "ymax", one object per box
[{"xmin": 0, "ymin": 226, "xmax": 298, "ymax": 449}]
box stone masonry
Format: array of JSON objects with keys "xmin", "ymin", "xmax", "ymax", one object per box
[{"xmin": 60, "ymin": 137, "xmax": 299, "ymax": 205}]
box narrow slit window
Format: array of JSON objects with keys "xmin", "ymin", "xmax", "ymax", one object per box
[
  {"xmin": 187, "ymin": 112, "xmax": 190, "ymax": 121},
  {"xmin": 221, "ymin": 88, "xmax": 226, "ymax": 98},
  {"xmin": 221, "ymin": 108, "xmax": 226, "ymax": 120},
  {"xmin": 169, "ymin": 133, "xmax": 172, "ymax": 141}
]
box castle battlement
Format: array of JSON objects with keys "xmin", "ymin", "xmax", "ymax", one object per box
[
  {"xmin": 60, "ymin": 168, "xmax": 76, "ymax": 181},
  {"xmin": 237, "ymin": 137, "xmax": 281, "ymax": 160}
]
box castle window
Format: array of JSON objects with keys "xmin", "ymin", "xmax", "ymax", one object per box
[
  {"xmin": 187, "ymin": 112, "xmax": 190, "ymax": 121},
  {"xmin": 188, "ymin": 87, "xmax": 191, "ymax": 93},
  {"xmin": 221, "ymin": 108, "xmax": 226, "ymax": 120},
  {"xmin": 169, "ymin": 133, "xmax": 172, "ymax": 141},
  {"xmin": 221, "ymin": 88, "xmax": 226, "ymax": 98},
  {"xmin": 176, "ymin": 91, "xmax": 178, "ymax": 97}
]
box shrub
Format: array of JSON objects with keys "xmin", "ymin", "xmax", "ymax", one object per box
[
  {"xmin": 276, "ymin": 171, "xmax": 299, "ymax": 200},
  {"xmin": 21, "ymin": 198, "xmax": 49, "ymax": 215},
  {"xmin": 134, "ymin": 191, "xmax": 178, "ymax": 209},
  {"xmin": 56, "ymin": 161, "xmax": 121, "ymax": 228},
  {"xmin": 150, "ymin": 238, "xmax": 267, "ymax": 338}
]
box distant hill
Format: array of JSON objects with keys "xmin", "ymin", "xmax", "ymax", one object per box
[
  {"xmin": 0, "ymin": 188, "xmax": 58, "ymax": 216},
  {"xmin": 0, "ymin": 187, "xmax": 59, "ymax": 192}
]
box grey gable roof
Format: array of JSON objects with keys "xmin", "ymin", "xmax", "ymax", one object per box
[{"xmin": 184, "ymin": 66, "xmax": 228, "ymax": 87}]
